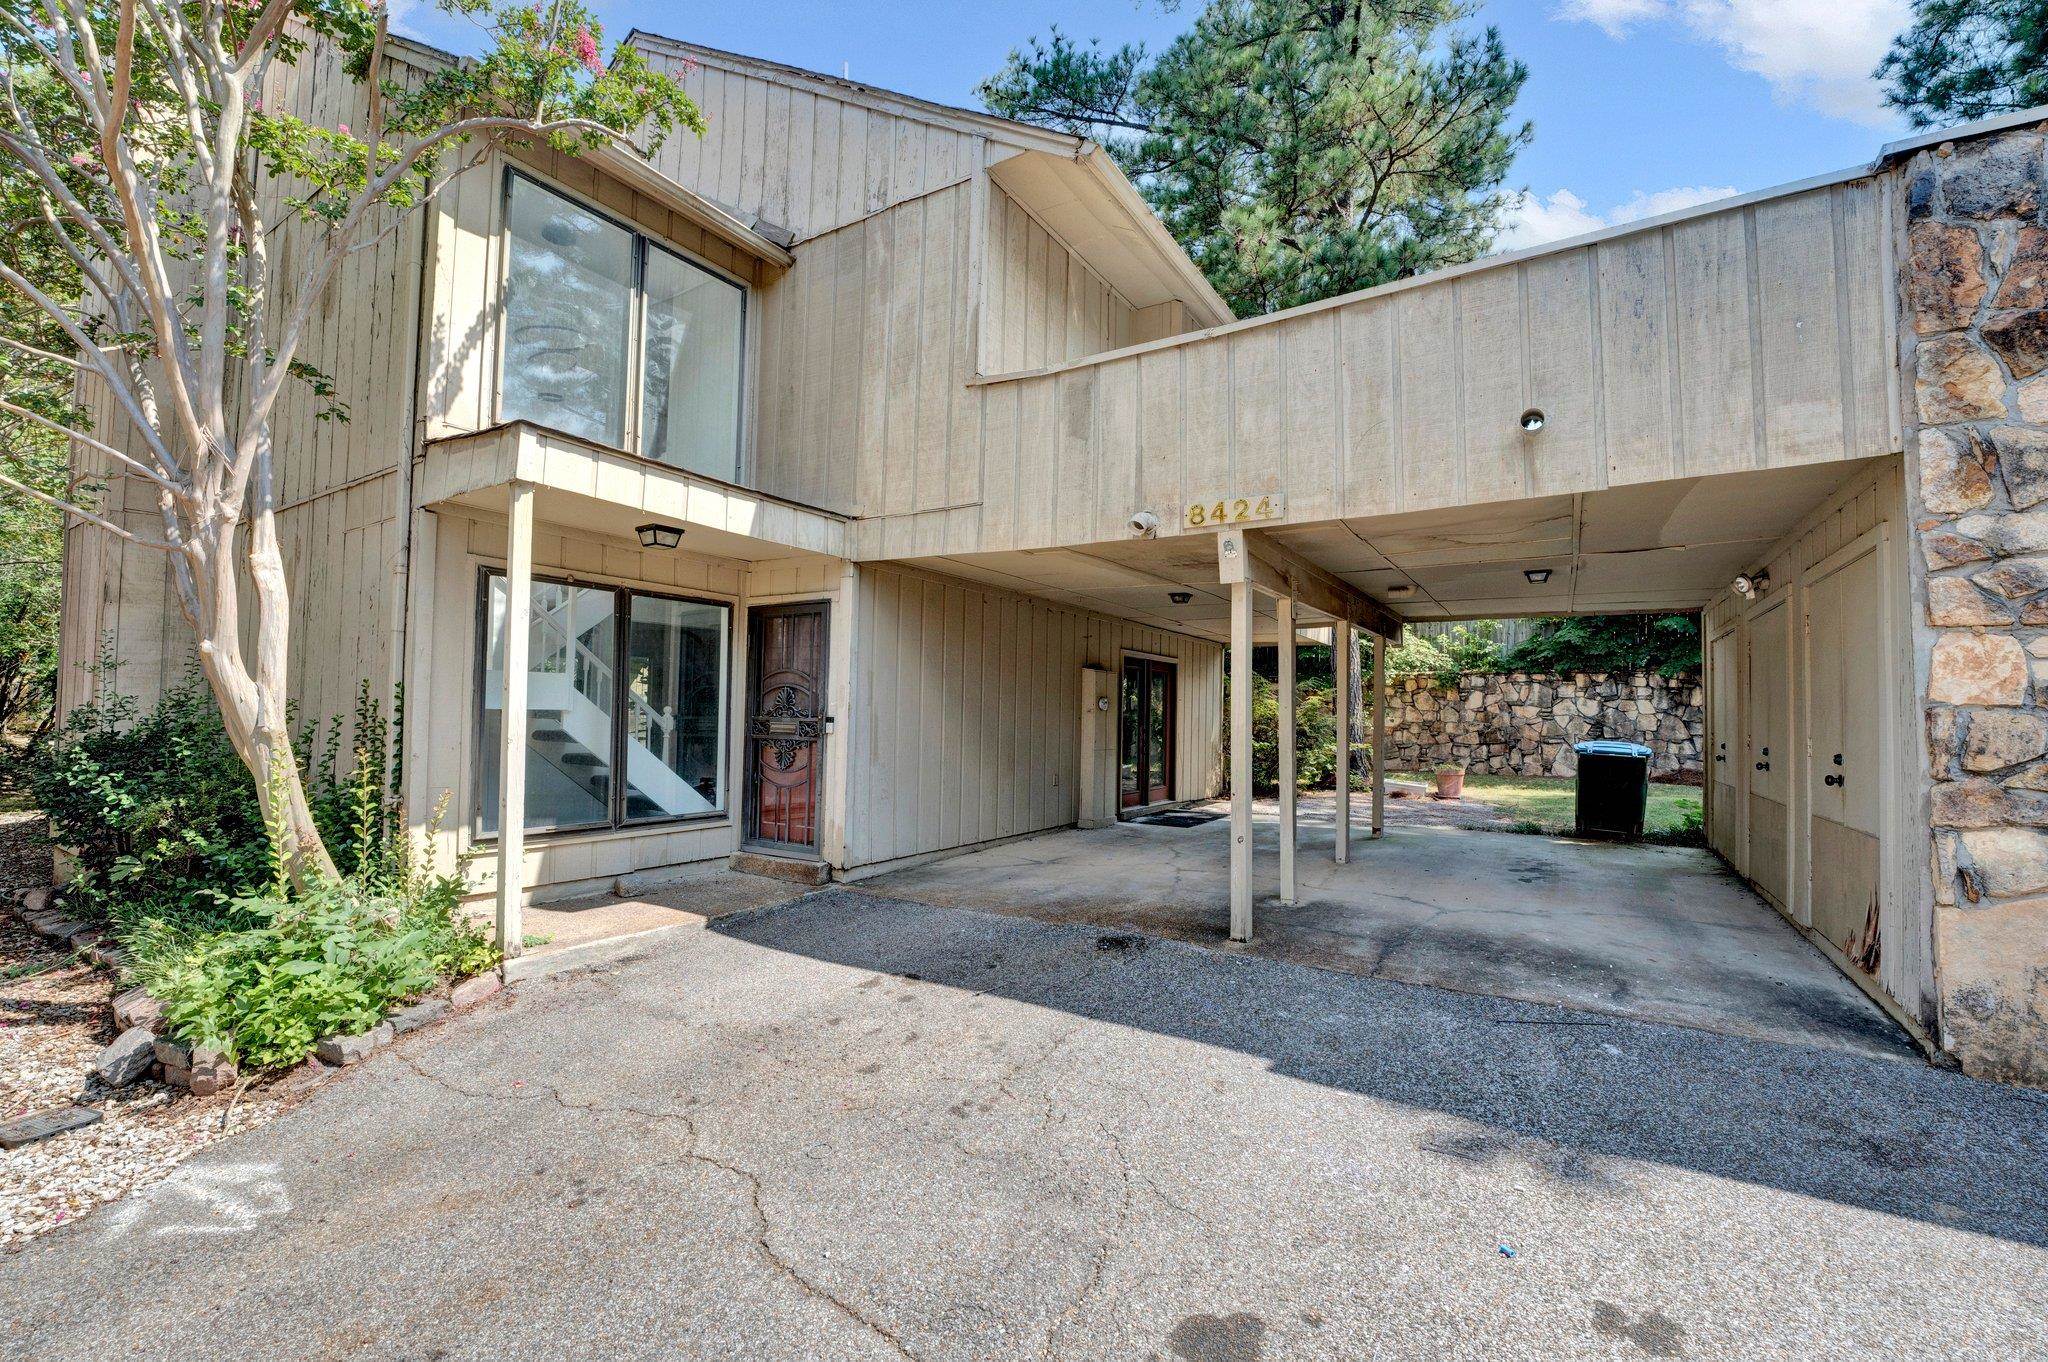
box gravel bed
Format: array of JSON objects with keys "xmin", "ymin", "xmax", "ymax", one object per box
[{"xmin": 0, "ymin": 910, "xmax": 286, "ymax": 1248}]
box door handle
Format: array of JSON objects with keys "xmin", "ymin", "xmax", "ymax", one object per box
[
  {"xmin": 1831, "ymin": 753, "xmax": 1843, "ymax": 766},
  {"xmin": 1824, "ymin": 773, "xmax": 1843, "ymax": 787},
  {"xmin": 1755, "ymin": 761, "xmax": 1769, "ymax": 771}
]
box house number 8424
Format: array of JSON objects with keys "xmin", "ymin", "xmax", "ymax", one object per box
[{"xmin": 1185, "ymin": 494, "xmax": 1283, "ymax": 528}]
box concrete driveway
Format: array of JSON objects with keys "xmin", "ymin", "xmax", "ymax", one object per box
[
  {"xmin": 6, "ymin": 890, "xmax": 2044, "ymax": 1360},
  {"xmin": 865, "ymin": 796, "xmax": 1909, "ymax": 1060}
]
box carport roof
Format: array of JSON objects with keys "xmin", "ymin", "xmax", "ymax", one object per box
[{"xmin": 906, "ymin": 458, "xmax": 1882, "ymax": 641}]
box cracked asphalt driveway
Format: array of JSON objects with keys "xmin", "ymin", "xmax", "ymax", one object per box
[{"xmin": 6, "ymin": 889, "xmax": 2047, "ymax": 1360}]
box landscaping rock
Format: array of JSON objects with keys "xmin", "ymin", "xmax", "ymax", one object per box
[
  {"xmin": 389, "ymin": 997, "xmax": 450, "ymax": 1034},
  {"xmin": 152, "ymin": 1036, "xmax": 191, "ymax": 1068},
  {"xmin": 450, "ymin": 973, "xmax": 502, "ymax": 1010},
  {"xmin": 18, "ymin": 886, "xmax": 49, "ymax": 915},
  {"xmin": 0, "ymin": 1105, "xmax": 102, "ymax": 1151},
  {"xmin": 110, "ymin": 987, "xmax": 162, "ymax": 1032},
  {"xmin": 315, "ymin": 1022, "xmax": 394, "ymax": 1067},
  {"xmin": 93, "ymin": 1027, "xmax": 159, "ymax": 1087},
  {"xmin": 188, "ymin": 1047, "xmax": 237, "ymax": 1097}
]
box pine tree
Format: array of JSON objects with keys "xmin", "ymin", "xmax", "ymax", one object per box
[
  {"xmin": 1879, "ymin": 0, "xmax": 2048, "ymax": 128},
  {"xmin": 980, "ymin": 0, "xmax": 1530, "ymax": 317}
]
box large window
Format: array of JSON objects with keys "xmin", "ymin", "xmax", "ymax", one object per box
[
  {"xmin": 499, "ymin": 173, "xmax": 746, "ymax": 482},
  {"xmin": 479, "ymin": 572, "xmax": 730, "ymax": 836}
]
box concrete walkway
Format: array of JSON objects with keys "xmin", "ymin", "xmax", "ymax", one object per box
[
  {"xmin": 861, "ymin": 795, "xmax": 1912, "ymax": 1060},
  {"xmin": 4, "ymin": 892, "xmax": 2042, "ymax": 1360}
]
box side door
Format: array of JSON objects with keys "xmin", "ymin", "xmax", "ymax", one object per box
[
  {"xmin": 1707, "ymin": 626, "xmax": 1743, "ymax": 866},
  {"xmin": 1745, "ymin": 599, "xmax": 1792, "ymax": 912},
  {"xmin": 1806, "ymin": 544, "xmax": 1887, "ymax": 981}
]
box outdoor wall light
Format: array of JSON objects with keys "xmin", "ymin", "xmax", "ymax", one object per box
[
  {"xmin": 636, "ymin": 522, "xmax": 685, "ymax": 550},
  {"xmin": 1519, "ymin": 408, "xmax": 1547, "ymax": 433},
  {"xmin": 1733, "ymin": 570, "xmax": 1770, "ymax": 599},
  {"xmin": 1524, "ymin": 567, "xmax": 1552, "ymax": 584},
  {"xmin": 1169, "ymin": 591, "xmax": 1193, "ymax": 605}
]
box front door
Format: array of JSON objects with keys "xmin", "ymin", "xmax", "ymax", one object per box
[
  {"xmin": 1119, "ymin": 656, "xmax": 1177, "ymax": 810},
  {"xmin": 745, "ymin": 602, "xmax": 828, "ymax": 852}
]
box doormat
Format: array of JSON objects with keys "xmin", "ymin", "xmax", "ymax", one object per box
[{"xmin": 1132, "ymin": 811, "xmax": 1224, "ymax": 828}]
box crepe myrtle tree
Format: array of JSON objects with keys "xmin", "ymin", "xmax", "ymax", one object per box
[{"xmin": 0, "ymin": 0, "xmax": 700, "ymax": 881}]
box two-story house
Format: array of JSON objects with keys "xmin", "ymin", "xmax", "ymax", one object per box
[{"xmin": 60, "ymin": 28, "xmax": 2048, "ymax": 1085}]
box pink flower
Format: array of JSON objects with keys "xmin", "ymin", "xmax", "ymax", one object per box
[
  {"xmin": 572, "ymin": 26, "xmax": 602, "ymax": 77},
  {"xmin": 336, "ymin": 122, "xmax": 350, "ymax": 136},
  {"xmin": 68, "ymin": 152, "xmax": 92, "ymax": 168}
]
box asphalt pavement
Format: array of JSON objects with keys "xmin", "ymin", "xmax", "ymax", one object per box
[{"xmin": 5, "ymin": 888, "xmax": 2045, "ymax": 1361}]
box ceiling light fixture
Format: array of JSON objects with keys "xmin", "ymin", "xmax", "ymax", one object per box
[
  {"xmin": 1168, "ymin": 591, "xmax": 1193, "ymax": 605},
  {"xmin": 1524, "ymin": 567, "xmax": 1552, "ymax": 585},
  {"xmin": 636, "ymin": 522, "xmax": 685, "ymax": 550},
  {"xmin": 1386, "ymin": 583, "xmax": 1415, "ymax": 597},
  {"xmin": 1519, "ymin": 408, "xmax": 1547, "ymax": 433}
]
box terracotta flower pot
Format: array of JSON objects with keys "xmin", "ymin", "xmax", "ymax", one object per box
[{"xmin": 1434, "ymin": 769, "xmax": 1465, "ymax": 799}]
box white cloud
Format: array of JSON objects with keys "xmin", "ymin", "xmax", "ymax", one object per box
[
  {"xmin": 1494, "ymin": 184, "xmax": 1738, "ymax": 252},
  {"xmin": 1553, "ymin": 0, "xmax": 1912, "ymax": 126},
  {"xmin": 1554, "ymin": 0, "xmax": 1666, "ymax": 41}
]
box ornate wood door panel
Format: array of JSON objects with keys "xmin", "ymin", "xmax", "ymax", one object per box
[{"xmin": 745, "ymin": 602, "xmax": 828, "ymax": 851}]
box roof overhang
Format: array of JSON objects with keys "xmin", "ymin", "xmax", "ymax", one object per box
[
  {"xmin": 417, "ymin": 422, "xmax": 845, "ymax": 561},
  {"xmin": 989, "ymin": 148, "xmax": 1233, "ymax": 329},
  {"xmin": 583, "ymin": 144, "xmax": 795, "ymax": 269}
]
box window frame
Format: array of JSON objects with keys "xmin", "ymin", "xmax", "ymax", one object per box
[
  {"xmin": 471, "ymin": 565, "xmax": 735, "ymax": 842},
  {"xmin": 494, "ymin": 167, "xmax": 751, "ymax": 482}
]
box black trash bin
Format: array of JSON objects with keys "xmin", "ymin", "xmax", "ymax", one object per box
[{"xmin": 1573, "ymin": 740, "xmax": 1653, "ymax": 840}]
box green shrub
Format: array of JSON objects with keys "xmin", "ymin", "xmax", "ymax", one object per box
[
  {"xmin": 1385, "ymin": 626, "xmax": 1503, "ymax": 687},
  {"xmin": 1506, "ymin": 613, "xmax": 1701, "ymax": 679},
  {"xmin": 137, "ymin": 870, "xmax": 494, "ymax": 1070},
  {"xmin": 31, "ymin": 668, "xmax": 272, "ymax": 934},
  {"xmin": 1226, "ymin": 671, "xmax": 1369, "ymax": 794},
  {"xmin": 34, "ymin": 666, "xmax": 492, "ymax": 1070}
]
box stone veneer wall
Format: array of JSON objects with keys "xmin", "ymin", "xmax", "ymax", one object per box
[
  {"xmin": 1378, "ymin": 671, "xmax": 1704, "ymax": 779},
  {"xmin": 1900, "ymin": 122, "xmax": 2048, "ymax": 1085}
]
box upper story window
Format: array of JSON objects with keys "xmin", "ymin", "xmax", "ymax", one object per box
[{"xmin": 500, "ymin": 172, "xmax": 745, "ymax": 482}]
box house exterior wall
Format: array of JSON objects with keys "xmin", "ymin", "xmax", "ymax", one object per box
[
  {"xmin": 1702, "ymin": 457, "xmax": 1933, "ymax": 1036},
  {"xmin": 631, "ymin": 35, "xmax": 1020, "ymax": 243},
  {"xmin": 843, "ymin": 561, "xmax": 1223, "ymax": 872},
  {"xmin": 855, "ymin": 173, "xmax": 1902, "ymax": 560},
  {"xmin": 750, "ymin": 183, "xmax": 980, "ymax": 518},
  {"xmin": 1891, "ymin": 122, "xmax": 2048, "ymax": 1085},
  {"xmin": 982, "ymin": 183, "xmax": 1139, "ymax": 374}
]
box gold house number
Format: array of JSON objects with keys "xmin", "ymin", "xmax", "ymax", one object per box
[{"xmin": 1185, "ymin": 494, "xmax": 1284, "ymax": 529}]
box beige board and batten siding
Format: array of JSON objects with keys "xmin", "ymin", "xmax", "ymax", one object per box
[
  {"xmin": 857, "ymin": 173, "xmax": 1901, "ymax": 560},
  {"xmin": 982, "ymin": 183, "xmax": 1140, "ymax": 374},
  {"xmin": 1701, "ymin": 456, "xmax": 1932, "ymax": 1033},
  {"xmin": 844, "ymin": 562, "xmax": 1223, "ymax": 871},
  {"xmin": 751, "ymin": 183, "xmax": 980, "ymax": 518},
  {"xmin": 629, "ymin": 34, "xmax": 1071, "ymax": 244}
]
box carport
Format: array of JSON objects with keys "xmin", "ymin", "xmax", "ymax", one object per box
[{"xmin": 892, "ymin": 452, "xmax": 1924, "ymax": 1053}]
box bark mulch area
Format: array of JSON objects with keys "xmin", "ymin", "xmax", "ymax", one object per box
[{"xmin": 0, "ymin": 813, "xmax": 288, "ymax": 1249}]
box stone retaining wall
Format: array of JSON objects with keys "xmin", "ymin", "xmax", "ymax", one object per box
[{"xmin": 1379, "ymin": 671, "xmax": 1704, "ymax": 778}]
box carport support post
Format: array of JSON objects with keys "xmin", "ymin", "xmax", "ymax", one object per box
[
  {"xmin": 1277, "ymin": 595, "xmax": 1297, "ymax": 904},
  {"xmin": 1229, "ymin": 579, "xmax": 1254, "ymax": 942},
  {"xmin": 496, "ymin": 479, "xmax": 534, "ymax": 964},
  {"xmin": 1371, "ymin": 633, "xmax": 1387, "ymax": 837},
  {"xmin": 1334, "ymin": 620, "xmax": 1352, "ymax": 864}
]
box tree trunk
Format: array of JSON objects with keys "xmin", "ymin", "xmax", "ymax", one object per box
[{"xmin": 179, "ymin": 507, "xmax": 341, "ymax": 888}]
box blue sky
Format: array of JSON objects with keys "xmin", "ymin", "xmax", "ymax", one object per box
[{"xmin": 397, "ymin": 0, "xmax": 1917, "ymax": 248}]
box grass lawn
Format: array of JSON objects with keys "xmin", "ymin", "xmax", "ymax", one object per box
[{"xmin": 1394, "ymin": 771, "xmax": 1703, "ymax": 838}]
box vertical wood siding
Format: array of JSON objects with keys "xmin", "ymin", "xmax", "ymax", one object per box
[
  {"xmin": 752, "ymin": 183, "xmax": 981, "ymax": 519},
  {"xmin": 860, "ymin": 176, "xmax": 1900, "ymax": 559},
  {"xmin": 635, "ymin": 42, "xmax": 987, "ymax": 242},
  {"xmin": 845, "ymin": 562, "xmax": 1224, "ymax": 869},
  {"xmin": 981, "ymin": 185, "xmax": 1138, "ymax": 373}
]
